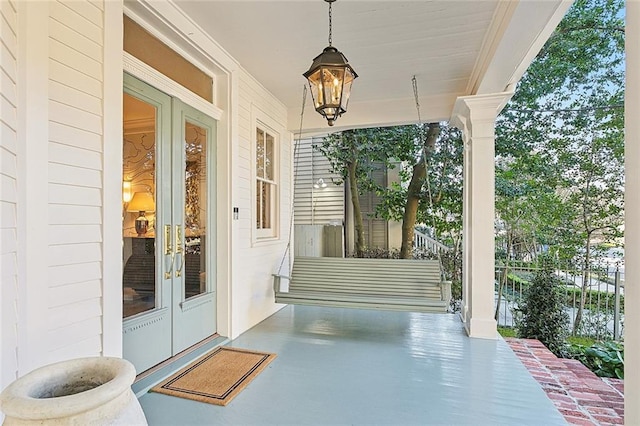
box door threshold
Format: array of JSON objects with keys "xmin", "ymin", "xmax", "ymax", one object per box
[{"xmin": 132, "ymin": 334, "xmax": 230, "ymax": 397}]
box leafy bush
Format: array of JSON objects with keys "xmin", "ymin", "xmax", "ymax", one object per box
[
  {"xmin": 348, "ymin": 247, "xmax": 400, "ymax": 259},
  {"xmin": 514, "ymin": 255, "xmax": 569, "ymax": 356},
  {"xmin": 348, "ymin": 246, "xmax": 441, "ymax": 260},
  {"xmin": 562, "ymin": 287, "xmax": 624, "ymax": 313},
  {"xmin": 567, "ymin": 341, "xmax": 624, "ymax": 379}
]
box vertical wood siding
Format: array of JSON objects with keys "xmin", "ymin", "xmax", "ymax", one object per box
[
  {"xmin": 45, "ymin": 0, "xmax": 104, "ymax": 362},
  {"xmin": 0, "ymin": 0, "xmax": 19, "ymax": 391}
]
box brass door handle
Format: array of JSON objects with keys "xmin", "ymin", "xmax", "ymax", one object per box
[
  {"xmin": 175, "ymin": 225, "xmax": 185, "ymax": 278},
  {"xmin": 164, "ymin": 224, "xmax": 172, "ymax": 255},
  {"xmin": 163, "ymin": 225, "xmax": 174, "ymax": 279}
]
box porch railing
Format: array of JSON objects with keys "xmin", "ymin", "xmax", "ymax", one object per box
[
  {"xmin": 413, "ymin": 229, "xmax": 450, "ymax": 253},
  {"xmin": 494, "ymin": 263, "xmax": 625, "ymax": 340}
]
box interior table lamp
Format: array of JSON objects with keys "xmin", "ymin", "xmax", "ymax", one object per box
[{"xmin": 127, "ymin": 192, "xmax": 155, "ymax": 236}]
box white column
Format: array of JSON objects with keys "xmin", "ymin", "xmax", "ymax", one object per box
[
  {"xmin": 625, "ymin": 1, "xmax": 639, "ymax": 423},
  {"xmin": 461, "ymin": 127, "xmax": 471, "ymax": 324},
  {"xmin": 451, "ymin": 93, "xmax": 512, "ymax": 339}
]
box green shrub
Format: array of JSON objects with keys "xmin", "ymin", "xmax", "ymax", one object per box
[
  {"xmin": 567, "ymin": 341, "xmax": 624, "ymax": 379},
  {"xmin": 562, "ymin": 287, "xmax": 624, "ymax": 313},
  {"xmin": 514, "ymin": 255, "xmax": 569, "ymax": 356}
]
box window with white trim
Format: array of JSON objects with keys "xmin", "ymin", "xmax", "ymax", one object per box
[{"xmin": 256, "ymin": 125, "xmax": 277, "ymax": 238}]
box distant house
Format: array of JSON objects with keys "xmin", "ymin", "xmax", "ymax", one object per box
[{"xmin": 293, "ymin": 138, "xmax": 403, "ymax": 257}]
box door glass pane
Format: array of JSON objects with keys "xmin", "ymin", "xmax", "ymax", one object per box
[
  {"xmin": 184, "ymin": 121, "xmax": 207, "ymax": 299},
  {"xmin": 123, "ymin": 93, "xmax": 157, "ymax": 318}
]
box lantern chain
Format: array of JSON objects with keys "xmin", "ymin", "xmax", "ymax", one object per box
[{"xmin": 328, "ymin": 1, "xmax": 333, "ymax": 46}]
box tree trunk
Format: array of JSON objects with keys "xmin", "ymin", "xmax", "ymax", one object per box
[
  {"xmin": 573, "ymin": 234, "xmax": 592, "ymax": 335},
  {"xmin": 399, "ymin": 123, "xmax": 441, "ymax": 259},
  {"xmin": 495, "ymin": 232, "xmax": 513, "ymax": 321},
  {"xmin": 348, "ymin": 160, "xmax": 366, "ymax": 257}
]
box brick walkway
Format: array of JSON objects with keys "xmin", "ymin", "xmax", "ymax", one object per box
[{"xmin": 505, "ymin": 338, "xmax": 624, "ymax": 425}]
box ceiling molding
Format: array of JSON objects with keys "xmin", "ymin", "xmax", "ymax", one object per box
[
  {"xmin": 475, "ymin": 0, "xmax": 574, "ymax": 95},
  {"xmin": 466, "ymin": 1, "xmax": 519, "ymax": 95}
]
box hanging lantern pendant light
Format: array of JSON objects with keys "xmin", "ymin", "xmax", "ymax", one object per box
[{"xmin": 303, "ymin": 0, "xmax": 358, "ymax": 126}]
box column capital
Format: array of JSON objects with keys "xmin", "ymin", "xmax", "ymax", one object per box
[{"xmin": 450, "ymin": 92, "xmax": 514, "ymax": 134}]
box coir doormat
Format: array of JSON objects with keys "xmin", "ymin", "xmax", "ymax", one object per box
[{"xmin": 151, "ymin": 347, "xmax": 277, "ymax": 406}]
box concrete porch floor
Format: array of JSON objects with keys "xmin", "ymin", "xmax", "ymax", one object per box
[{"xmin": 139, "ymin": 305, "xmax": 566, "ymax": 425}]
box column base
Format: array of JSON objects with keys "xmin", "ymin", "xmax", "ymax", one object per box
[{"xmin": 465, "ymin": 317, "xmax": 497, "ymax": 340}]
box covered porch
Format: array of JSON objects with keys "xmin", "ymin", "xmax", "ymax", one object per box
[
  {"xmin": 2, "ymin": 0, "xmax": 638, "ymax": 424},
  {"xmin": 138, "ymin": 305, "xmax": 566, "ymax": 425}
]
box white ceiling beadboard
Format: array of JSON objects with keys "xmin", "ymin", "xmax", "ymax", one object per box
[{"xmin": 167, "ymin": 0, "xmax": 572, "ymax": 133}]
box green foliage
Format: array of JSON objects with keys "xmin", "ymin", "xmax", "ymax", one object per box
[
  {"xmin": 495, "ymin": 0, "xmax": 625, "ymax": 266},
  {"xmin": 514, "ymin": 257, "xmax": 569, "ymax": 356},
  {"xmin": 347, "ymin": 247, "xmax": 401, "ymax": 259},
  {"xmin": 566, "ymin": 335, "xmax": 596, "ymax": 347},
  {"xmin": 567, "ymin": 341, "xmax": 624, "ymax": 379},
  {"xmin": 375, "ymin": 124, "xmax": 463, "ymax": 238},
  {"xmin": 316, "ymin": 126, "xmax": 419, "ymax": 193},
  {"xmin": 497, "ymin": 327, "xmax": 517, "ymax": 338},
  {"xmin": 449, "ymin": 279, "xmax": 461, "ymax": 311},
  {"xmin": 562, "ymin": 287, "xmax": 624, "ymax": 313},
  {"xmin": 347, "ymin": 246, "xmax": 440, "ymax": 261}
]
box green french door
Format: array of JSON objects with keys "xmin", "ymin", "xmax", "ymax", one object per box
[{"xmin": 122, "ymin": 74, "xmax": 217, "ymax": 373}]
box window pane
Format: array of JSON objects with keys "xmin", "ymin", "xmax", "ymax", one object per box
[
  {"xmin": 256, "ymin": 181, "xmax": 262, "ymax": 229},
  {"xmin": 265, "ymin": 133, "xmax": 274, "ymax": 181},
  {"xmin": 184, "ymin": 121, "xmax": 207, "ymax": 299},
  {"xmin": 262, "ymin": 182, "xmax": 271, "ymax": 229},
  {"xmin": 256, "ymin": 129, "xmax": 265, "ymax": 179}
]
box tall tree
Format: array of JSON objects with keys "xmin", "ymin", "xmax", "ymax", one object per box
[
  {"xmin": 398, "ymin": 123, "xmax": 440, "ymax": 258},
  {"xmin": 317, "ymin": 124, "xmax": 463, "ymax": 262},
  {"xmin": 316, "ymin": 127, "xmax": 415, "ymax": 257},
  {"xmin": 496, "ymin": 0, "xmax": 624, "ymax": 333},
  {"xmin": 376, "ymin": 124, "xmax": 463, "ymax": 263}
]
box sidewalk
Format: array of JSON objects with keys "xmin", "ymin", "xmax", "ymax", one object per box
[{"xmin": 505, "ymin": 338, "xmax": 624, "ymax": 426}]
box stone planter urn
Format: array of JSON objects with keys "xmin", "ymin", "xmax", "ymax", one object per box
[{"xmin": 0, "ymin": 357, "xmax": 147, "ymax": 425}]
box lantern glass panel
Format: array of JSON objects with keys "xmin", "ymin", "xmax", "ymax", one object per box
[
  {"xmin": 340, "ymin": 68, "xmax": 355, "ymax": 111},
  {"xmin": 320, "ymin": 67, "xmax": 345, "ymax": 107},
  {"xmin": 306, "ymin": 69, "xmax": 323, "ymax": 108}
]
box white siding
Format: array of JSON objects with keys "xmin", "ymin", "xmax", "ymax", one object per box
[
  {"xmin": 0, "ymin": 0, "xmax": 111, "ymax": 382},
  {"xmin": 232, "ymin": 70, "xmax": 292, "ymax": 336},
  {"xmin": 45, "ymin": 0, "xmax": 104, "ymax": 362},
  {"xmin": 293, "ymin": 137, "xmax": 344, "ymax": 225},
  {"xmin": 0, "ymin": 0, "xmax": 19, "ymax": 394}
]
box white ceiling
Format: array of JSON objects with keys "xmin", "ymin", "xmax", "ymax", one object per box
[{"xmin": 139, "ymin": 0, "xmax": 572, "ymax": 134}]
